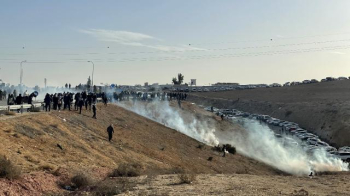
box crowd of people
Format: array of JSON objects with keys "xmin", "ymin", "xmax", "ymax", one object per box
[{"xmin": 42, "ymin": 91, "xmax": 107, "ymax": 118}]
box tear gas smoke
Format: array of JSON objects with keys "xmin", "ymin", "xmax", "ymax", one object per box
[
  {"xmin": 224, "ymin": 118, "xmax": 349, "ymax": 175},
  {"xmin": 118, "ymin": 100, "xmax": 219, "ymax": 146},
  {"xmin": 117, "ymin": 100, "xmax": 348, "ymax": 175}
]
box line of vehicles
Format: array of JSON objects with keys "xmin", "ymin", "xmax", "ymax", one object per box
[
  {"xmin": 283, "ymin": 76, "xmax": 349, "ymax": 86},
  {"xmin": 205, "ymin": 106, "xmax": 350, "ymax": 162}
]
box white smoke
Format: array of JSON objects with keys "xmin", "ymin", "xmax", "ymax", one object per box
[
  {"xmin": 117, "ymin": 100, "xmax": 219, "ymax": 146},
  {"xmin": 224, "ymin": 118, "xmax": 349, "ymax": 175},
  {"xmin": 117, "ymin": 100, "xmax": 348, "ymax": 175}
]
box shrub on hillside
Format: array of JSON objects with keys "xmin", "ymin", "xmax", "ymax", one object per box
[
  {"xmin": 94, "ymin": 178, "xmax": 136, "ymax": 196},
  {"xmin": 110, "ymin": 163, "xmax": 142, "ymax": 177},
  {"xmin": 0, "ymin": 156, "xmax": 21, "ymax": 179},
  {"xmin": 178, "ymin": 172, "xmax": 196, "ymax": 184},
  {"xmin": 211, "ymin": 144, "xmax": 236, "ymax": 155},
  {"xmin": 285, "ymin": 110, "xmax": 293, "ymax": 117},
  {"xmin": 71, "ymin": 173, "xmax": 92, "ymax": 189},
  {"xmin": 225, "ymin": 144, "xmax": 236, "ymax": 154}
]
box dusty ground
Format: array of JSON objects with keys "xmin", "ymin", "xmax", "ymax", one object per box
[
  {"xmin": 189, "ymin": 80, "xmax": 350, "ymax": 147},
  {"xmin": 120, "ymin": 173, "xmax": 350, "ymax": 196},
  {"xmin": 0, "ymin": 102, "xmax": 279, "ymax": 195}
]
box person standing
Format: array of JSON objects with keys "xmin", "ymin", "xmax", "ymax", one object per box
[
  {"xmin": 44, "ymin": 93, "xmax": 51, "ymax": 112},
  {"xmin": 92, "ymin": 104, "xmax": 96, "ymax": 119},
  {"xmin": 58, "ymin": 94, "xmax": 63, "ymax": 111},
  {"xmin": 78, "ymin": 98, "xmax": 84, "ymax": 114},
  {"xmin": 107, "ymin": 124, "xmax": 114, "ymax": 142}
]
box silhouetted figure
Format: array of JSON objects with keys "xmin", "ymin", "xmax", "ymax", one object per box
[
  {"xmin": 92, "ymin": 104, "xmax": 96, "ymax": 119},
  {"xmin": 44, "ymin": 93, "xmax": 51, "ymax": 112},
  {"xmin": 222, "ymin": 145, "xmax": 226, "ymax": 157},
  {"xmin": 78, "ymin": 99, "xmax": 84, "ymax": 114},
  {"xmin": 221, "ymin": 114, "xmax": 224, "ymax": 120},
  {"xmin": 15, "ymin": 94, "xmax": 23, "ymax": 113},
  {"xmin": 58, "ymin": 94, "xmax": 63, "ymax": 111},
  {"xmin": 107, "ymin": 124, "xmax": 114, "ymax": 142}
]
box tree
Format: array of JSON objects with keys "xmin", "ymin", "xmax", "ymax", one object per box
[
  {"xmin": 65, "ymin": 83, "xmax": 68, "ymax": 88},
  {"xmin": 172, "ymin": 73, "xmax": 184, "ymax": 85},
  {"xmin": 172, "ymin": 77, "xmax": 178, "ymax": 85},
  {"xmin": 177, "ymin": 73, "xmax": 184, "ymax": 85}
]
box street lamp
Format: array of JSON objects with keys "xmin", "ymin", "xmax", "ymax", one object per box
[
  {"xmin": 87, "ymin": 61, "xmax": 94, "ymax": 92},
  {"xmin": 20, "ymin": 60, "xmax": 26, "ymax": 94}
]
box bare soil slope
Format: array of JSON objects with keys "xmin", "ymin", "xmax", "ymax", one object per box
[
  {"xmin": 0, "ymin": 103, "xmax": 278, "ymax": 195},
  {"xmin": 189, "ymin": 80, "xmax": 350, "ymax": 147}
]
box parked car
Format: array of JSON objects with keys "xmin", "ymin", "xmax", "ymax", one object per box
[
  {"xmin": 203, "ymin": 88, "xmax": 209, "ymax": 92},
  {"xmin": 307, "ymin": 138, "xmax": 320, "ymax": 145},
  {"xmin": 326, "ymin": 77, "xmax": 336, "ymax": 81},
  {"xmin": 310, "ymin": 79, "xmax": 319, "ymax": 83},
  {"xmin": 283, "ymin": 82, "xmax": 290, "ymax": 86},
  {"xmin": 302, "ymin": 80, "xmax": 311, "ymax": 84},
  {"xmin": 338, "ymin": 77, "xmax": 348, "ymax": 80},
  {"xmin": 336, "ymin": 152, "xmax": 350, "ymax": 161}
]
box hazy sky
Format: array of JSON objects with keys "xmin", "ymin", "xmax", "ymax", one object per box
[{"xmin": 1, "ymin": 0, "xmax": 350, "ymax": 87}]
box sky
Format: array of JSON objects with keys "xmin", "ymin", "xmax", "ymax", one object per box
[{"xmin": 1, "ymin": 0, "xmax": 350, "ymax": 87}]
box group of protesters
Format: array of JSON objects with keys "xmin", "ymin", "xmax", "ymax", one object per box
[
  {"xmin": 0, "ymin": 90, "xmax": 7, "ymax": 101},
  {"xmin": 43, "ymin": 91, "xmax": 104, "ymax": 119}
]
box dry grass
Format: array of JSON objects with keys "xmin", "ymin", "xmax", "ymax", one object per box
[
  {"xmin": 24, "ymin": 155, "xmax": 40, "ymax": 164},
  {"xmin": 0, "ymin": 156, "xmax": 21, "ymax": 180},
  {"xmin": 178, "ymin": 172, "xmax": 197, "ymax": 184},
  {"xmin": 110, "ymin": 163, "xmax": 142, "ymax": 177},
  {"xmin": 39, "ymin": 163, "xmax": 57, "ymax": 172},
  {"xmin": 94, "ymin": 178, "xmax": 136, "ymax": 196}
]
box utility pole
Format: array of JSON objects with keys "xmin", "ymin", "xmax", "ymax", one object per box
[
  {"xmin": 44, "ymin": 78, "xmax": 47, "ymax": 89},
  {"xmin": 87, "ymin": 61, "xmax": 94, "ymax": 92},
  {"xmin": 20, "ymin": 60, "xmax": 26, "ymax": 94}
]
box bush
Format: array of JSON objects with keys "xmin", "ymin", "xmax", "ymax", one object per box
[
  {"xmin": 110, "ymin": 163, "xmax": 142, "ymax": 177},
  {"xmin": 71, "ymin": 173, "xmax": 92, "ymax": 189},
  {"xmin": 178, "ymin": 173, "xmax": 196, "ymax": 184},
  {"xmin": 94, "ymin": 178, "xmax": 136, "ymax": 196},
  {"xmin": 0, "ymin": 156, "xmax": 21, "ymax": 179},
  {"xmin": 285, "ymin": 110, "xmax": 293, "ymax": 117},
  {"xmin": 224, "ymin": 144, "xmax": 236, "ymax": 154},
  {"xmin": 212, "ymin": 144, "xmax": 236, "ymax": 155},
  {"xmin": 197, "ymin": 144, "xmax": 205, "ymax": 150}
]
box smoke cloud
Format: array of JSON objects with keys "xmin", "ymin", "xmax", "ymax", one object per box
[{"xmin": 117, "ymin": 100, "xmax": 349, "ymax": 175}]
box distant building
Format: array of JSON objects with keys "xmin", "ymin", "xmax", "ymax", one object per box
[
  {"xmin": 144, "ymin": 82, "xmax": 148, "ymax": 87},
  {"xmin": 190, "ymin": 79, "xmax": 197, "ymax": 86}
]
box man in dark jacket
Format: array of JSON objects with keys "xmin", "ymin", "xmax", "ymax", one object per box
[
  {"xmin": 44, "ymin": 93, "xmax": 51, "ymax": 112},
  {"xmin": 15, "ymin": 94, "xmax": 23, "ymax": 113},
  {"xmin": 78, "ymin": 98, "xmax": 84, "ymax": 114},
  {"xmin": 107, "ymin": 124, "xmax": 114, "ymax": 142}
]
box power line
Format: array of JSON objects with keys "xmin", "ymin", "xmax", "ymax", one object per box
[
  {"xmin": 1, "ymin": 38, "xmax": 350, "ymax": 56},
  {"xmin": 1, "ymin": 44, "xmax": 350, "ymax": 64}
]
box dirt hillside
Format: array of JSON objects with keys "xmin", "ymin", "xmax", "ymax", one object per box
[
  {"xmin": 189, "ymin": 80, "xmax": 350, "ymax": 147},
  {"xmin": 0, "ymin": 102, "xmax": 279, "ymax": 195}
]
